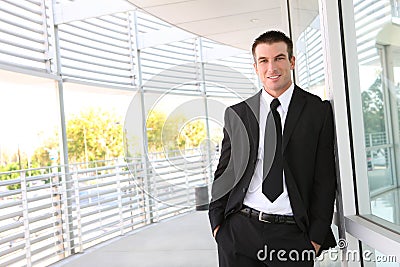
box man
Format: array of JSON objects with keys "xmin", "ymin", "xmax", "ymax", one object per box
[{"xmin": 209, "ymin": 30, "xmax": 337, "ymax": 266}]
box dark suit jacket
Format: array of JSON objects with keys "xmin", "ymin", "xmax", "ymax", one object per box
[{"xmin": 209, "ymin": 85, "xmax": 337, "ymax": 252}]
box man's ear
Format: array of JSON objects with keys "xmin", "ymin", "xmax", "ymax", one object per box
[
  {"xmin": 290, "ymin": 56, "xmax": 295, "ymax": 70},
  {"xmin": 253, "ymin": 62, "xmax": 258, "ymax": 74}
]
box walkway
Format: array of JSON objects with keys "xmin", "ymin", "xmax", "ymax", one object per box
[{"xmin": 53, "ymin": 211, "xmax": 218, "ymax": 267}]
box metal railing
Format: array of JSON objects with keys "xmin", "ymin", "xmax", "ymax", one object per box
[
  {"xmin": 0, "ymin": 150, "xmax": 214, "ymax": 267},
  {"xmin": 365, "ymin": 131, "xmax": 387, "ymax": 148}
]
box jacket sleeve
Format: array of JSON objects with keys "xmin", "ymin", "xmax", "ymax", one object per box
[
  {"xmin": 208, "ymin": 107, "xmax": 235, "ymax": 232},
  {"xmin": 308, "ymin": 101, "xmax": 337, "ymax": 245}
]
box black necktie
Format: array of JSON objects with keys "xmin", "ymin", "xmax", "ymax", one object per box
[{"xmin": 262, "ymin": 98, "xmax": 283, "ymax": 202}]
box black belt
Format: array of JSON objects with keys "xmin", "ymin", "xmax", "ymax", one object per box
[{"xmin": 239, "ymin": 206, "xmax": 296, "ymax": 224}]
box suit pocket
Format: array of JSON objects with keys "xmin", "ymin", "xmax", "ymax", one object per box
[
  {"xmin": 304, "ymin": 233, "xmax": 317, "ymax": 252},
  {"xmin": 214, "ymin": 219, "xmax": 228, "ymax": 243},
  {"xmin": 214, "ymin": 224, "xmax": 223, "ymax": 242}
]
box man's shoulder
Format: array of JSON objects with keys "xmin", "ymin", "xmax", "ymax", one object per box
[
  {"xmin": 223, "ymin": 90, "xmax": 260, "ymax": 123},
  {"xmin": 295, "ymin": 85, "xmax": 330, "ymax": 106},
  {"xmin": 228, "ymin": 90, "xmax": 261, "ymax": 111}
]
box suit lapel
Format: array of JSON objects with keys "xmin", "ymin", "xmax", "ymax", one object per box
[
  {"xmin": 241, "ymin": 87, "xmax": 305, "ymax": 156},
  {"xmin": 282, "ymin": 86, "xmax": 306, "ymax": 152},
  {"xmin": 244, "ymin": 90, "xmax": 261, "ymax": 152}
]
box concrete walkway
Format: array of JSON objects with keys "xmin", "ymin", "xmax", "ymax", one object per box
[{"xmin": 53, "ymin": 211, "xmax": 218, "ymax": 267}]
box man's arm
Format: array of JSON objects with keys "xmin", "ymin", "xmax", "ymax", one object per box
[
  {"xmin": 308, "ymin": 101, "xmax": 337, "ymax": 246},
  {"xmin": 209, "ymin": 107, "xmax": 234, "ymax": 233}
]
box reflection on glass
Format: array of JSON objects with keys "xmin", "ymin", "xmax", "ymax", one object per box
[
  {"xmin": 354, "ymin": 0, "xmax": 400, "ymax": 228},
  {"xmin": 362, "ymin": 65, "xmax": 394, "ymax": 194},
  {"xmin": 290, "ymin": 0, "xmax": 327, "ymax": 99}
]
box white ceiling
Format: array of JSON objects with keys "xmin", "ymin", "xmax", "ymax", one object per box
[{"xmin": 127, "ymin": 0, "xmax": 319, "ymax": 50}]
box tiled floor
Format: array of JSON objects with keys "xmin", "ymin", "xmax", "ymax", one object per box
[
  {"xmin": 51, "ymin": 185, "xmax": 400, "ymax": 267},
  {"xmin": 52, "ymin": 211, "xmax": 218, "ymax": 267}
]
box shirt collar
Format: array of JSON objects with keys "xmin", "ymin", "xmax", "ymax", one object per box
[{"xmin": 261, "ymin": 83, "xmax": 295, "ymax": 113}]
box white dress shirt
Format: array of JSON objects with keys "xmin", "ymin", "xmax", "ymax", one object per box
[{"xmin": 243, "ymin": 83, "xmax": 295, "ymax": 215}]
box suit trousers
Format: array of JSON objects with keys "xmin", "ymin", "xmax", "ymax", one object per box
[{"xmin": 215, "ymin": 212, "xmax": 315, "ymax": 267}]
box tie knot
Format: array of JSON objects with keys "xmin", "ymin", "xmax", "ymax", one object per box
[{"xmin": 270, "ymin": 98, "xmax": 281, "ymax": 110}]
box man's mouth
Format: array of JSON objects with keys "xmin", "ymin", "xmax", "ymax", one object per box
[{"xmin": 267, "ymin": 75, "xmax": 280, "ymax": 79}]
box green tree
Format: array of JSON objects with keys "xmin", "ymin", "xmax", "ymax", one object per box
[
  {"xmin": 161, "ymin": 114, "xmax": 187, "ymax": 152},
  {"xmin": 176, "ymin": 120, "xmax": 207, "ymax": 149},
  {"xmin": 146, "ymin": 111, "xmax": 185, "ymax": 152},
  {"xmin": 362, "ymin": 75, "xmax": 385, "ymax": 134},
  {"xmin": 67, "ymin": 108, "xmax": 123, "ymax": 163},
  {"xmin": 31, "ymin": 132, "xmax": 59, "ymax": 168},
  {"xmin": 0, "ymin": 109, "xmax": 124, "ymax": 189},
  {"xmin": 146, "ymin": 110, "xmax": 167, "ymax": 152},
  {"xmin": 146, "ymin": 111, "xmax": 209, "ymax": 154},
  {"xmin": 0, "ymin": 162, "xmax": 21, "ymax": 190}
]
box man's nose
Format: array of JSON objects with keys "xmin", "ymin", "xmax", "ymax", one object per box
[{"xmin": 267, "ymin": 61, "xmax": 277, "ymax": 71}]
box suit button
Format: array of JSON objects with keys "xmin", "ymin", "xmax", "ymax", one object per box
[{"xmin": 242, "ymin": 188, "xmax": 246, "ymax": 193}]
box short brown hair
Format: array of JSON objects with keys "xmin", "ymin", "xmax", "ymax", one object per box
[{"xmin": 252, "ymin": 30, "xmax": 293, "ymax": 62}]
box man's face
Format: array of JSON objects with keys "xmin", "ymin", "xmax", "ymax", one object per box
[{"xmin": 253, "ymin": 42, "xmax": 295, "ymax": 98}]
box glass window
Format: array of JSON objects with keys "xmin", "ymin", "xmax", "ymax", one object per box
[
  {"xmin": 63, "ymin": 83, "xmax": 133, "ymax": 165},
  {"xmin": 290, "ymin": 0, "xmax": 327, "ymax": 99},
  {"xmin": 0, "ymin": 70, "xmax": 60, "ymax": 170},
  {"xmin": 0, "ymin": 71, "xmax": 62, "ymax": 266},
  {"xmin": 348, "ymin": 0, "xmax": 400, "ymax": 229}
]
